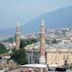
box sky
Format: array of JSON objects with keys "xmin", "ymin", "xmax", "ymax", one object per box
[{"xmin": 0, "ymin": 0, "xmax": 72, "ymax": 30}]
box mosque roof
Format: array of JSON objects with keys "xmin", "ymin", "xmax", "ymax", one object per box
[{"xmin": 24, "ymin": 41, "xmax": 72, "ymax": 50}]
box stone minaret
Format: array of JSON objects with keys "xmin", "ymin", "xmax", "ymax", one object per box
[
  {"xmin": 16, "ymin": 21, "xmax": 20, "ymax": 49},
  {"xmin": 39, "ymin": 18, "xmax": 46, "ymax": 64}
]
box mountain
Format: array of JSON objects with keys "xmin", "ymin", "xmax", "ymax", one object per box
[{"xmin": 0, "ymin": 6, "xmax": 72, "ymax": 34}]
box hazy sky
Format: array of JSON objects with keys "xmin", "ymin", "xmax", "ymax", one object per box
[{"xmin": 0, "ymin": 0, "xmax": 72, "ymax": 29}]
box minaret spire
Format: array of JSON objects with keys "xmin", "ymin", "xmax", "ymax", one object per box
[
  {"xmin": 16, "ymin": 21, "xmax": 20, "ymax": 49},
  {"xmin": 39, "ymin": 18, "xmax": 46, "ymax": 64},
  {"xmin": 41, "ymin": 17, "xmax": 44, "ymax": 25}
]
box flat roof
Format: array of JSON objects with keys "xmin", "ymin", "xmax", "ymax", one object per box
[{"xmin": 19, "ymin": 64, "xmax": 47, "ymax": 68}]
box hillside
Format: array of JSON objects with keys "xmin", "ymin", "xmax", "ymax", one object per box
[
  {"xmin": 21, "ymin": 6, "xmax": 72, "ymax": 33},
  {"xmin": 0, "ymin": 6, "xmax": 72, "ymax": 34}
]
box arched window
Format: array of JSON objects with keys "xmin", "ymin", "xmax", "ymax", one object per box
[
  {"xmin": 67, "ymin": 55, "xmax": 69, "ymax": 60},
  {"xmin": 64, "ymin": 60, "xmax": 68, "ymax": 65},
  {"xmin": 63, "ymin": 55, "xmax": 65, "ymax": 60}
]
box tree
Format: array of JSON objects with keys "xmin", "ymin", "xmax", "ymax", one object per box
[
  {"xmin": 11, "ymin": 48, "xmax": 28, "ymax": 65},
  {"xmin": 52, "ymin": 38, "xmax": 57, "ymax": 44},
  {"xmin": 0, "ymin": 43, "xmax": 7, "ymax": 54},
  {"xmin": 3, "ymin": 36, "xmax": 16, "ymax": 42},
  {"xmin": 20, "ymin": 38, "xmax": 38, "ymax": 48},
  {"xmin": 46, "ymin": 39, "xmax": 52, "ymax": 44}
]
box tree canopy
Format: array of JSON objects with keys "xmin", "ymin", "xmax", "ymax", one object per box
[
  {"xmin": 0, "ymin": 43, "xmax": 7, "ymax": 54},
  {"xmin": 11, "ymin": 38, "xmax": 38, "ymax": 65},
  {"xmin": 46, "ymin": 38, "xmax": 60, "ymax": 44},
  {"xmin": 20, "ymin": 38, "xmax": 38, "ymax": 48},
  {"xmin": 11, "ymin": 48, "xmax": 28, "ymax": 65},
  {"xmin": 3, "ymin": 36, "xmax": 16, "ymax": 42}
]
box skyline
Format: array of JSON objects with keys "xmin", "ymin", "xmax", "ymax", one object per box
[{"xmin": 0, "ymin": 0, "xmax": 72, "ymax": 29}]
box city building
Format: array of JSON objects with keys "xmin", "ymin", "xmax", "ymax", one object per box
[
  {"xmin": 24, "ymin": 19, "xmax": 72, "ymax": 66},
  {"xmin": 25, "ymin": 40, "xmax": 72, "ymax": 66}
]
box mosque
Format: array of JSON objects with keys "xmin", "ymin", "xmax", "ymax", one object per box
[{"xmin": 16, "ymin": 18, "xmax": 72, "ymax": 66}]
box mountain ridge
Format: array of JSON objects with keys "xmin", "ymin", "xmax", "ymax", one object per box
[{"xmin": 0, "ymin": 6, "xmax": 72, "ymax": 34}]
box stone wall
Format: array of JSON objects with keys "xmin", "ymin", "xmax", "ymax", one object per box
[{"xmin": 46, "ymin": 48, "xmax": 72, "ymax": 66}]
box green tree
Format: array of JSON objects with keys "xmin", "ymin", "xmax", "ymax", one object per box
[
  {"xmin": 0, "ymin": 43, "xmax": 7, "ymax": 54},
  {"xmin": 3, "ymin": 36, "xmax": 16, "ymax": 42},
  {"xmin": 46, "ymin": 40, "xmax": 51, "ymax": 44},
  {"xmin": 20, "ymin": 38, "xmax": 38, "ymax": 48},
  {"xmin": 11, "ymin": 48, "xmax": 28, "ymax": 65},
  {"xmin": 52, "ymin": 38, "xmax": 57, "ymax": 44}
]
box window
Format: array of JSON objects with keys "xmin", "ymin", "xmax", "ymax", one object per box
[
  {"xmin": 67, "ymin": 55, "xmax": 69, "ymax": 60},
  {"xmin": 63, "ymin": 55, "xmax": 65, "ymax": 60}
]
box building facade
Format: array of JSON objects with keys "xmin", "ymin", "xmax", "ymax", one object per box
[
  {"xmin": 46, "ymin": 48, "xmax": 72, "ymax": 66},
  {"xmin": 24, "ymin": 18, "xmax": 72, "ymax": 66},
  {"xmin": 25, "ymin": 42, "xmax": 72, "ymax": 66}
]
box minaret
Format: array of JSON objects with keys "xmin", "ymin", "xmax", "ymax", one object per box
[
  {"xmin": 16, "ymin": 21, "xmax": 20, "ymax": 49},
  {"xmin": 39, "ymin": 18, "xmax": 46, "ymax": 64}
]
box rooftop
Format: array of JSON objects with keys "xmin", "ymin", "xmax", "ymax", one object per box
[{"xmin": 25, "ymin": 40, "xmax": 72, "ymax": 50}]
